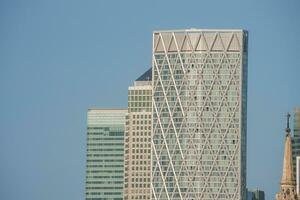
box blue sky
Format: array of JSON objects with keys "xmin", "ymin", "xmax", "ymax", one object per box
[{"xmin": 1, "ymin": 0, "xmax": 300, "ymax": 199}]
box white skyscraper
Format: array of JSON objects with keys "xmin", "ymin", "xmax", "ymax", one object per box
[{"xmin": 152, "ymin": 29, "xmax": 248, "ymax": 200}]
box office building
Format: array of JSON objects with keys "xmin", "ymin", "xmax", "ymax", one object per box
[
  {"xmin": 293, "ymin": 107, "xmax": 300, "ymax": 175},
  {"xmin": 275, "ymin": 113, "xmax": 299, "ymax": 200},
  {"xmin": 247, "ymin": 189, "xmax": 265, "ymax": 200},
  {"xmin": 152, "ymin": 29, "xmax": 248, "ymax": 200},
  {"xmin": 86, "ymin": 109, "xmax": 127, "ymax": 200},
  {"xmin": 124, "ymin": 69, "xmax": 152, "ymax": 200}
]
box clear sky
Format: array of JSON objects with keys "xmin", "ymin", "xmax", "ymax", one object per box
[{"xmin": 0, "ymin": 0, "xmax": 300, "ymax": 199}]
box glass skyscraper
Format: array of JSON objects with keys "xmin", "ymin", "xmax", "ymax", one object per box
[
  {"xmin": 86, "ymin": 109, "xmax": 127, "ymax": 200},
  {"xmin": 152, "ymin": 29, "xmax": 248, "ymax": 200},
  {"xmin": 124, "ymin": 69, "xmax": 152, "ymax": 200}
]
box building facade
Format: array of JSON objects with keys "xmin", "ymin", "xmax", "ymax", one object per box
[
  {"xmin": 293, "ymin": 108, "xmax": 300, "ymax": 175},
  {"xmin": 152, "ymin": 29, "xmax": 248, "ymax": 200},
  {"xmin": 86, "ymin": 109, "xmax": 127, "ymax": 200},
  {"xmin": 124, "ymin": 69, "xmax": 152, "ymax": 200}
]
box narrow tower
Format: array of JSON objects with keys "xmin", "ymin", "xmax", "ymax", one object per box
[
  {"xmin": 276, "ymin": 113, "xmax": 299, "ymax": 200},
  {"xmin": 124, "ymin": 69, "xmax": 152, "ymax": 200}
]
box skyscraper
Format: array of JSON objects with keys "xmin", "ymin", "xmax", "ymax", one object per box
[
  {"xmin": 124, "ymin": 69, "xmax": 152, "ymax": 200},
  {"xmin": 292, "ymin": 107, "xmax": 300, "ymax": 175},
  {"xmin": 86, "ymin": 109, "xmax": 127, "ymax": 200},
  {"xmin": 152, "ymin": 29, "xmax": 248, "ymax": 200}
]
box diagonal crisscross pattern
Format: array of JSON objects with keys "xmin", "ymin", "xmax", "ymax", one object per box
[{"xmin": 152, "ymin": 29, "xmax": 248, "ymax": 200}]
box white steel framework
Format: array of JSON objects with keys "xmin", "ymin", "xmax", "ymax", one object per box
[{"xmin": 152, "ymin": 29, "xmax": 248, "ymax": 200}]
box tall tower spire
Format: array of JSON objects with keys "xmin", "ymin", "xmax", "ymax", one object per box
[
  {"xmin": 286, "ymin": 112, "xmax": 291, "ymax": 133},
  {"xmin": 276, "ymin": 113, "xmax": 299, "ymax": 200},
  {"xmin": 281, "ymin": 113, "xmax": 295, "ymax": 185}
]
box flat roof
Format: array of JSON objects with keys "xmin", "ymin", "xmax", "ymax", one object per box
[
  {"xmin": 153, "ymin": 28, "xmax": 246, "ymax": 33},
  {"xmin": 88, "ymin": 108, "xmax": 127, "ymax": 111}
]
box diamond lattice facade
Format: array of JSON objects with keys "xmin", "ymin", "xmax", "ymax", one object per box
[
  {"xmin": 152, "ymin": 29, "xmax": 248, "ymax": 200},
  {"xmin": 86, "ymin": 109, "xmax": 127, "ymax": 200},
  {"xmin": 124, "ymin": 69, "xmax": 152, "ymax": 200}
]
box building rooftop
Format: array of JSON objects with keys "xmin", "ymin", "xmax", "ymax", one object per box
[
  {"xmin": 88, "ymin": 108, "xmax": 127, "ymax": 111},
  {"xmin": 135, "ymin": 68, "xmax": 152, "ymax": 81},
  {"xmin": 153, "ymin": 28, "xmax": 246, "ymax": 34}
]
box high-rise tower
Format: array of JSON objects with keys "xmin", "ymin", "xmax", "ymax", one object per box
[
  {"xmin": 124, "ymin": 69, "xmax": 152, "ymax": 200},
  {"xmin": 152, "ymin": 29, "xmax": 248, "ymax": 200},
  {"xmin": 86, "ymin": 109, "xmax": 127, "ymax": 200}
]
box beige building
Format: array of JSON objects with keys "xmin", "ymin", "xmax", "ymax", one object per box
[
  {"xmin": 124, "ymin": 69, "xmax": 152, "ymax": 200},
  {"xmin": 276, "ymin": 113, "xmax": 300, "ymax": 200}
]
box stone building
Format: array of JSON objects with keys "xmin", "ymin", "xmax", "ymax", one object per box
[
  {"xmin": 276, "ymin": 113, "xmax": 300, "ymax": 200},
  {"xmin": 123, "ymin": 69, "xmax": 152, "ymax": 200}
]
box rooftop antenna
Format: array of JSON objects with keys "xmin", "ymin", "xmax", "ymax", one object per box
[{"xmin": 286, "ymin": 112, "xmax": 291, "ymax": 133}]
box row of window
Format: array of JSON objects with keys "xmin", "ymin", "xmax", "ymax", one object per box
[
  {"xmin": 128, "ymin": 108, "xmax": 151, "ymax": 112},
  {"xmin": 127, "ymin": 126, "xmax": 151, "ymax": 132},
  {"xmin": 125, "ymin": 194, "xmax": 150, "ymax": 200},
  {"xmin": 87, "ymin": 143, "xmax": 123, "ymax": 146},
  {"xmin": 87, "ymin": 170, "xmax": 123, "ymax": 173},
  {"xmin": 86, "ymin": 175, "xmax": 123, "ymax": 179},
  {"xmin": 128, "ymin": 90, "xmax": 151, "ymax": 95},
  {"xmin": 130, "ymin": 120, "xmax": 150, "ymax": 125},
  {"xmin": 87, "ymin": 154, "xmax": 123, "ymax": 157},
  {"xmin": 87, "ymin": 142, "xmax": 123, "ymax": 146},
  {"xmin": 128, "ymin": 149, "xmax": 151, "ymax": 154},
  {"xmin": 87, "ymin": 159, "xmax": 123, "ymax": 162},
  {"xmin": 126, "ymin": 161, "xmax": 151, "ymax": 166},
  {"xmin": 87, "ymin": 138, "xmax": 124, "ymax": 141},
  {"xmin": 87, "ymin": 148, "xmax": 123, "ymax": 152},
  {"xmin": 128, "ymin": 95, "xmax": 151, "ymax": 101},
  {"xmin": 87, "ymin": 165, "xmax": 123, "ymax": 168},
  {"xmin": 125, "ymin": 154, "xmax": 150, "ymax": 159},
  {"xmin": 126, "ymin": 131, "xmax": 151, "ymax": 137},
  {"xmin": 86, "ymin": 181, "xmax": 123, "ymax": 184},
  {"xmin": 131, "ymin": 114, "xmax": 151, "ymax": 119},
  {"xmin": 125, "ymin": 144, "xmax": 151, "ymax": 148},
  {"xmin": 130, "ymin": 137, "xmax": 151, "ymax": 142},
  {"xmin": 155, "ymin": 52, "xmax": 240, "ymax": 59}
]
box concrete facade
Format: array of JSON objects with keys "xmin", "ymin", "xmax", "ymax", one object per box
[{"xmin": 124, "ymin": 69, "xmax": 152, "ymax": 200}]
